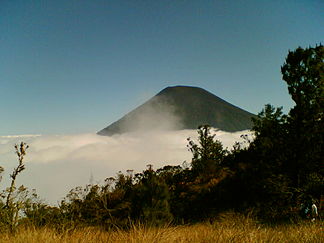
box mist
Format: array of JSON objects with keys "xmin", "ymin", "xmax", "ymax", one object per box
[
  {"xmin": 99, "ymin": 95, "xmax": 185, "ymax": 135},
  {"xmin": 0, "ymin": 129, "xmax": 252, "ymax": 204}
]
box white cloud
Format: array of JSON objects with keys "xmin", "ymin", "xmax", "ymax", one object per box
[
  {"xmin": 0, "ymin": 134, "xmax": 41, "ymax": 138},
  {"xmin": 0, "ymin": 130, "xmax": 253, "ymax": 204}
]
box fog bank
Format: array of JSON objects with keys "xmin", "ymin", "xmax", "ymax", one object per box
[{"xmin": 0, "ymin": 129, "xmax": 252, "ymax": 204}]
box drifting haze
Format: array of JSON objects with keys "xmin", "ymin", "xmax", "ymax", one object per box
[
  {"xmin": 0, "ymin": 129, "xmax": 252, "ymax": 204},
  {"xmin": 98, "ymin": 94, "xmax": 185, "ymax": 135}
]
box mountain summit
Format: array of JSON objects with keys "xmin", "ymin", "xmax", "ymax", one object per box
[{"xmin": 98, "ymin": 86, "xmax": 256, "ymax": 135}]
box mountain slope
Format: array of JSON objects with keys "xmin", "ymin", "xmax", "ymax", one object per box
[{"xmin": 98, "ymin": 86, "xmax": 256, "ymax": 135}]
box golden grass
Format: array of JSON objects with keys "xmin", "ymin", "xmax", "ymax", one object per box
[{"xmin": 0, "ymin": 214, "xmax": 322, "ymax": 243}]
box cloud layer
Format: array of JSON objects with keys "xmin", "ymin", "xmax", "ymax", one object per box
[{"xmin": 0, "ymin": 130, "xmax": 252, "ymax": 204}]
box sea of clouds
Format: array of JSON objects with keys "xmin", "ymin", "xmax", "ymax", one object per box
[{"xmin": 0, "ymin": 129, "xmax": 252, "ymax": 205}]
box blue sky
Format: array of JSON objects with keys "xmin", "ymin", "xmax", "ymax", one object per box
[{"xmin": 1, "ymin": 0, "xmax": 323, "ymax": 135}]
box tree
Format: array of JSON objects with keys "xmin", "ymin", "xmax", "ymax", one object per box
[
  {"xmin": 236, "ymin": 45, "xmax": 324, "ymax": 219},
  {"xmin": 6, "ymin": 143, "xmax": 29, "ymax": 208},
  {"xmin": 132, "ymin": 166, "xmax": 172, "ymax": 225},
  {"xmin": 0, "ymin": 142, "xmax": 35, "ymax": 232},
  {"xmin": 281, "ymin": 45, "xmax": 324, "ymax": 190},
  {"xmin": 250, "ymin": 104, "xmax": 288, "ymax": 176},
  {"xmin": 281, "ymin": 45, "xmax": 323, "ymax": 121},
  {"xmin": 187, "ymin": 125, "xmax": 226, "ymax": 176}
]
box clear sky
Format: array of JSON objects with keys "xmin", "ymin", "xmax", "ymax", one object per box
[{"xmin": 1, "ymin": 0, "xmax": 323, "ymax": 135}]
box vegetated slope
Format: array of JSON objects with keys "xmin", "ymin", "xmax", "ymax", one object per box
[{"xmin": 98, "ymin": 86, "xmax": 256, "ymax": 135}]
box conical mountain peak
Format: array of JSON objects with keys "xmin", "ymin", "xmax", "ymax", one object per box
[{"xmin": 98, "ymin": 86, "xmax": 255, "ymax": 136}]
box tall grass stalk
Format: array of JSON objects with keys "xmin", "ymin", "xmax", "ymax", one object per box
[{"xmin": 0, "ymin": 214, "xmax": 321, "ymax": 243}]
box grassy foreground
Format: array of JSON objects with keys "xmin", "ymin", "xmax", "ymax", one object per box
[{"xmin": 0, "ymin": 214, "xmax": 322, "ymax": 243}]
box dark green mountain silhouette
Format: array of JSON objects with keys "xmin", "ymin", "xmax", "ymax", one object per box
[{"xmin": 98, "ymin": 86, "xmax": 256, "ymax": 135}]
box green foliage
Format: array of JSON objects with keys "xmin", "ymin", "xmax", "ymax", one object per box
[
  {"xmin": 132, "ymin": 166, "xmax": 173, "ymax": 225},
  {"xmin": 158, "ymin": 125, "xmax": 232, "ymax": 222},
  {"xmin": 53, "ymin": 167, "xmax": 173, "ymax": 228},
  {"xmin": 281, "ymin": 45, "xmax": 323, "ymax": 117},
  {"xmin": 23, "ymin": 202, "xmax": 65, "ymax": 229},
  {"xmin": 187, "ymin": 125, "xmax": 227, "ymax": 176},
  {"xmin": 58, "ymin": 179, "xmax": 132, "ymax": 229},
  {"xmin": 204, "ymin": 45, "xmax": 324, "ymax": 222},
  {"xmin": 281, "ymin": 45, "xmax": 324, "ymax": 190},
  {"xmin": 238, "ymin": 45, "xmax": 324, "ymax": 220}
]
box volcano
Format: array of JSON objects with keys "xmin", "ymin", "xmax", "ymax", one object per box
[{"xmin": 98, "ymin": 86, "xmax": 256, "ymax": 135}]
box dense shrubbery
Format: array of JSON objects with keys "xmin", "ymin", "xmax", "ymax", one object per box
[{"xmin": 0, "ymin": 45, "xmax": 323, "ymax": 231}]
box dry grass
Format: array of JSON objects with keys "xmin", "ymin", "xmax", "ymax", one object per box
[{"xmin": 0, "ymin": 214, "xmax": 322, "ymax": 243}]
